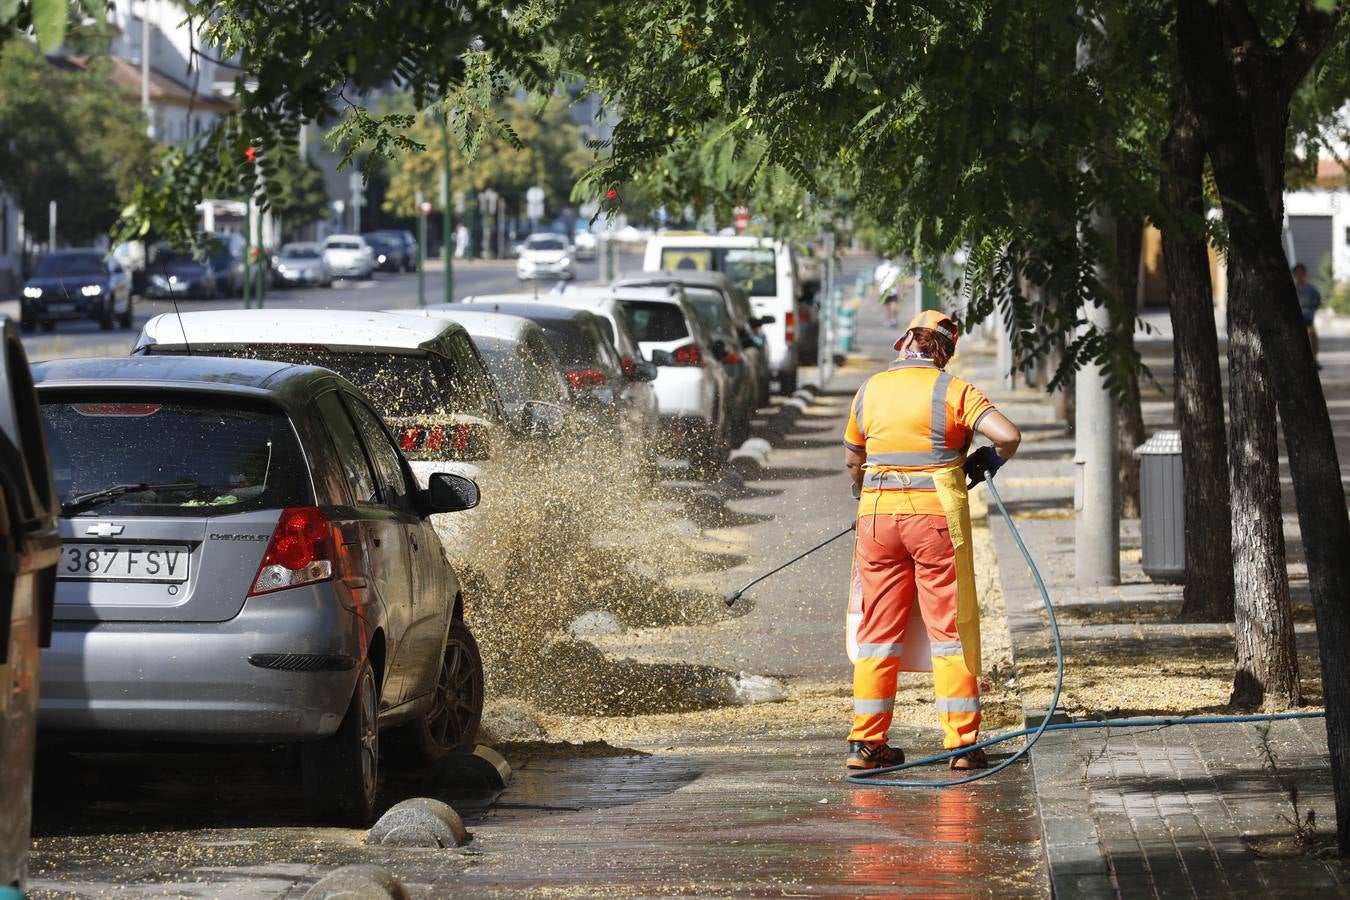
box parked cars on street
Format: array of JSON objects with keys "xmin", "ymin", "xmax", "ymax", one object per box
[
  {"xmin": 459, "ymin": 298, "xmax": 658, "ymax": 465},
  {"xmin": 613, "ymin": 287, "xmax": 731, "ymax": 471},
  {"xmin": 0, "ymin": 318, "xmax": 62, "ymax": 891},
  {"xmin": 614, "ymin": 272, "xmax": 759, "ymax": 444},
  {"xmin": 33, "ymin": 354, "xmax": 484, "ymax": 825},
  {"xmin": 516, "ymin": 233, "xmax": 574, "ymax": 282},
  {"xmin": 205, "ymin": 233, "xmax": 247, "ymax": 297},
  {"xmin": 643, "ymin": 234, "xmax": 802, "ymax": 393},
  {"xmin": 573, "ymin": 229, "xmax": 598, "ymax": 260},
  {"xmin": 322, "ymin": 234, "xmax": 377, "ymax": 280},
  {"xmin": 145, "ymin": 245, "xmax": 219, "ymax": 300},
  {"xmin": 21, "ymin": 250, "xmax": 134, "ymax": 332},
  {"xmin": 271, "ymin": 242, "xmax": 333, "ymax": 288},
  {"xmin": 395, "ymin": 307, "xmax": 571, "ymax": 443},
  {"xmin": 385, "ymin": 230, "xmax": 420, "ymax": 269},
  {"xmin": 362, "ymin": 232, "xmax": 411, "ymax": 273}
]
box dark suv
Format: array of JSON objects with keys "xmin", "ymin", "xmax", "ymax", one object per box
[{"xmin": 33, "ymin": 355, "xmax": 484, "ymax": 824}]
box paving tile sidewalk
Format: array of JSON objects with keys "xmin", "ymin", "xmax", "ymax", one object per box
[{"xmin": 953, "ymin": 340, "xmax": 1350, "ymax": 898}]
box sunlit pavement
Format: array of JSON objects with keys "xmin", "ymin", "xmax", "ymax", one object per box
[{"xmin": 25, "ymin": 255, "xmax": 1050, "ymax": 897}]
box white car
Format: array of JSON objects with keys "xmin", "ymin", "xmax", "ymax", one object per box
[
  {"xmin": 643, "ymin": 234, "xmax": 802, "ymax": 393},
  {"xmin": 322, "ymin": 234, "xmax": 376, "ymax": 280},
  {"xmin": 572, "ymin": 230, "xmax": 598, "ymax": 261},
  {"xmin": 516, "ymin": 234, "xmax": 574, "ymax": 281},
  {"xmin": 613, "ymin": 287, "xmax": 731, "ymax": 469},
  {"xmin": 131, "ymin": 309, "xmax": 505, "ymax": 563}
]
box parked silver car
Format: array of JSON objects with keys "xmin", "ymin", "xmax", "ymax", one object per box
[
  {"xmin": 32, "ymin": 355, "xmax": 484, "ymax": 824},
  {"xmin": 0, "ymin": 318, "xmax": 62, "ymax": 891}
]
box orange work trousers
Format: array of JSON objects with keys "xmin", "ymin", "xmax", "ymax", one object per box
[{"xmin": 851, "ymin": 513, "xmax": 981, "ymax": 749}]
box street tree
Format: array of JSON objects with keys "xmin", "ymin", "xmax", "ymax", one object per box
[
  {"xmin": 383, "ymin": 95, "xmax": 593, "ymax": 224},
  {"xmin": 267, "ymin": 152, "xmax": 330, "ymax": 241},
  {"xmin": 0, "ymin": 40, "xmax": 153, "ymax": 248}
]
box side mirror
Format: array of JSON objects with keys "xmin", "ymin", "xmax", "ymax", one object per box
[
  {"xmin": 754, "ymin": 315, "xmax": 776, "ymax": 326},
  {"xmin": 650, "ymin": 349, "xmax": 676, "ymax": 367},
  {"xmin": 423, "ymin": 472, "xmax": 480, "ymax": 514},
  {"xmin": 516, "ymin": 401, "xmax": 567, "ymax": 438},
  {"xmin": 631, "ymin": 360, "xmax": 659, "ymax": 382},
  {"xmin": 711, "ymin": 339, "xmax": 729, "ymax": 362}
]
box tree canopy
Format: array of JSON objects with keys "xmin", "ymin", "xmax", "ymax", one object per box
[{"xmin": 0, "ymin": 39, "xmax": 154, "ymax": 247}]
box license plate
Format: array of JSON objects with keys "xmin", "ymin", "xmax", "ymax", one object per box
[{"xmin": 59, "ymin": 544, "xmax": 191, "ymax": 582}]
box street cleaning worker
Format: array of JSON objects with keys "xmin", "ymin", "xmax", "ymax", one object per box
[{"xmin": 842, "ymin": 310, "xmax": 1021, "ymax": 771}]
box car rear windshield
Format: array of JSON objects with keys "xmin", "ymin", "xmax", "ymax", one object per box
[
  {"xmin": 477, "ymin": 336, "xmax": 565, "ymax": 403},
  {"xmin": 659, "ymin": 247, "xmax": 777, "ymax": 296},
  {"xmin": 620, "ymin": 301, "xmax": 689, "ymax": 342},
  {"xmin": 684, "ymin": 288, "xmax": 729, "ymax": 332},
  {"xmin": 536, "ymin": 321, "xmax": 600, "ymax": 367},
  {"xmin": 326, "ymin": 240, "xmax": 360, "ymax": 250},
  {"xmin": 42, "ymin": 398, "xmax": 310, "ymax": 517},
  {"xmin": 281, "ymin": 245, "xmax": 321, "ymax": 259},
  {"xmin": 35, "ymin": 253, "xmax": 103, "ymax": 277}
]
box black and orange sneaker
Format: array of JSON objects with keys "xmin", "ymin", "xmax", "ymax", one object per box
[
  {"xmin": 949, "ymin": 747, "xmax": 989, "ymax": 770},
  {"xmin": 846, "ymin": 741, "xmax": 905, "ymax": 770}
]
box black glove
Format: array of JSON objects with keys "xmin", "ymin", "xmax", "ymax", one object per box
[{"xmin": 965, "ymin": 446, "xmax": 1006, "ymax": 489}]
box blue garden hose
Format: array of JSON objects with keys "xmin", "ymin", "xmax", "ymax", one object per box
[{"xmin": 846, "ymin": 476, "xmax": 1327, "ymax": 788}]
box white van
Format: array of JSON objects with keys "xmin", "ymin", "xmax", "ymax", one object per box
[{"xmin": 643, "ymin": 234, "xmax": 801, "ymax": 393}]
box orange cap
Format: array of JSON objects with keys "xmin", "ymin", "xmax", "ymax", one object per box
[{"xmin": 895, "ymin": 309, "xmax": 959, "ymax": 350}]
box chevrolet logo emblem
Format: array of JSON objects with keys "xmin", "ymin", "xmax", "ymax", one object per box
[{"xmin": 85, "ymin": 523, "xmax": 125, "ymax": 538}]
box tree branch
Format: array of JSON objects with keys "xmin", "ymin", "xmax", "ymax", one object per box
[{"xmin": 1276, "ymin": 0, "xmax": 1341, "ymax": 93}]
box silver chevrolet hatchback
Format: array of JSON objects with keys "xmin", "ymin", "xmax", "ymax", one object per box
[{"xmin": 32, "ymin": 355, "xmax": 484, "ymax": 824}]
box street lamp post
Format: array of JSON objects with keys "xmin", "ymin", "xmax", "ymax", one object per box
[
  {"xmin": 417, "ymin": 193, "xmax": 430, "ymax": 308},
  {"xmin": 439, "ymin": 111, "xmax": 453, "ymax": 305}
]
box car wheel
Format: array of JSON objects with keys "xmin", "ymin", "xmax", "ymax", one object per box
[
  {"xmin": 302, "ymin": 661, "xmax": 379, "ymax": 825},
  {"xmin": 389, "ymin": 620, "xmax": 483, "ymax": 765},
  {"xmin": 689, "ymin": 414, "xmax": 728, "ymax": 479},
  {"xmin": 778, "ymin": 369, "xmax": 798, "ymax": 395},
  {"xmin": 39, "ymin": 319, "xmax": 55, "ymax": 333},
  {"xmin": 98, "ymin": 299, "xmax": 115, "ymax": 330},
  {"xmin": 19, "ymin": 306, "xmax": 35, "ymax": 332}
]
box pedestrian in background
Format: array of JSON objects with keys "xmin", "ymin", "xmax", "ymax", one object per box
[
  {"xmin": 842, "ymin": 311, "xmax": 1021, "ymax": 771},
  {"xmin": 455, "ymin": 223, "xmax": 470, "ymax": 259},
  {"xmin": 1294, "ymin": 262, "xmax": 1322, "ymax": 368}
]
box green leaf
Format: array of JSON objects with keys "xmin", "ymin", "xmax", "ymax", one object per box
[
  {"xmin": 31, "ymin": 0, "xmax": 67, "ymax": 51},
  {"xmin": 0, "ymin": 0, "xmax": 20, "ymax": 26}
]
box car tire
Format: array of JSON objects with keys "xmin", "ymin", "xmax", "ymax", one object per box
[
  {"xmin": 39, "ymin": 319, "xmax": 55, "ymax": 333},
  {"xmin": 302, "ymin": 661, "xmax": 379, "ymax": 825},
  {"xmin": 19, "ymin": 306, "xmax": 35, "ymax": 332},
  {"xmin": 387, "ymin": 620, "xmax": 483, "ymax": 765},
  {"xmin": 689, "ymin": 415, "xmax": 728, "ymax": 479},
  {"xmin": 98, "ymin": 300, "xmax": 115, "ymax": 331},
  {"xmin": 118, "ymin": 294, "xmax": 133, "ymax": 329},
  {"xmin": 778, "ymin": 370, "xmax": 798, "ymax": 395}
]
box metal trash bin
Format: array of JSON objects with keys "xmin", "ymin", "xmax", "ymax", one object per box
[{"xmin": 1133, "ymin": 430, "xmax": 1184, "ymax": 583}]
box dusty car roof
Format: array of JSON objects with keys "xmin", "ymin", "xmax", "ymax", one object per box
[
  {"xmin": 30, "ymin": 355, "xmax": 342, "ymax": 404},
  {"xmin": 456, "ymin": 299, "xmax": 595, "ymax": 325},
  {"xmin": 136, "ymin": 309, "xmax": 463, "ymax": 353},
  {"xmin": 616, "ymin": 270, "xmax": 737, "ymax": 292},
  {"xmin": 394, "ymin": 307, "xmax": 536, "ymax": 341}
]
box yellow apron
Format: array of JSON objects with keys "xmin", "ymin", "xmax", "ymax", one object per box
[{"xmin": 846, "ymin": 460, "xmax": 982, "ymax": 676}]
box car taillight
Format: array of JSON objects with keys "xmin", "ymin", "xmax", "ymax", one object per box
[
  {"xmin": 566, "ymin": 368, "xmax": 608, "ymax": 389},
  {"xmin": 399, "ymin": 423, "xmax": 475, "ymax": 454},
  {"xmin": 672, "ymin": 343, "xmax": 703, "ymax": 366},
  {"xmin": 785, "ymin": 312, "xmax": 796, "ymax": 343},
  {"xmin": 621, "ymin": 355, "xmax": 636, "ymax": 378},
  {"xmin": 249, "ymin": 506, "xmax": 335, "ymax": 596}
]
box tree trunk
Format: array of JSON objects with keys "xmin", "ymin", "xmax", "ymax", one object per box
[
  {"xmin": 1180, "ymin": 0, "xmax": 1344, "ymax": 846},
  {"xmin": 1225, "ymin": 284, "xmax": 1301, "ymax": 708},
  {"xmin": 1114, "ymin": 218, "xmax": 1146, "ymax": 518},
  {"xmin": 1159, "ymin": 82, "xmax": 1234, "ymax": 623}
]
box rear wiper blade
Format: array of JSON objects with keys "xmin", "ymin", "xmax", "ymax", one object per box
[{"xmin": 61, "ymin": 481, "xmax": 206, "ymax": 516}]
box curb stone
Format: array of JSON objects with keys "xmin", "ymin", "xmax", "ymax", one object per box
[
  {"xmin": 367, "ymin": 797, "xmax": 469, "ymax": 849},
  {"xmin": 302, "ymin": 865, "xmax": 411, "ymax": 899}
]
